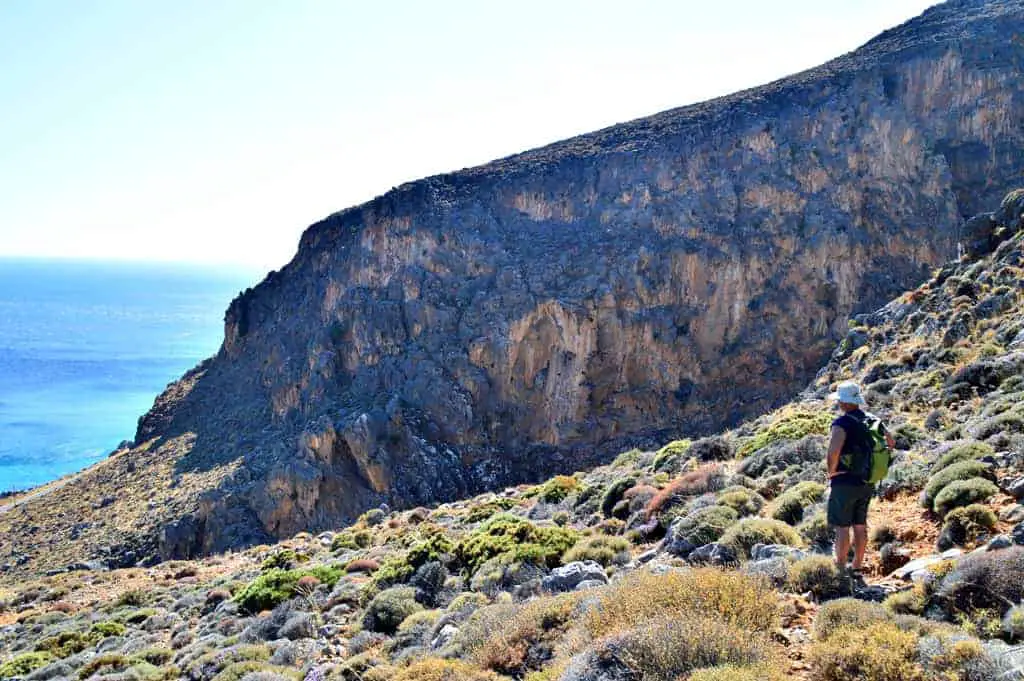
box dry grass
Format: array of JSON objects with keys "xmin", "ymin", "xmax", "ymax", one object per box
[
  {"xmin": 466, "ymin": 593, "xmax": 581, "ymax": 676},
  {"xmin": 583, "ymin": 568, "xmax": 779, "ymax": 637}
]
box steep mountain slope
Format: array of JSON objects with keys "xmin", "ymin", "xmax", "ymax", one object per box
[
  {"xmin": 3, "ymin": 191, "xmax": 1024, "ymax": 681},
  {"xmin": 4, "ymin": 0, "xmax": 1024, "ymax": 570}
]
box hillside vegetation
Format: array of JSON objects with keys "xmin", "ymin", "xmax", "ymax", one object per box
[{"xmin": 3, "ymin": 190, "xmax": 1024, "ymax": 680}]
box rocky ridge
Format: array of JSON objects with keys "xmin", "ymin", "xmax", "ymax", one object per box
[
  {"xmin": 4, "ymin": 0, "xmax": 1024, "ymax": 571},
  {"xmin": 3, "ymin": 188, "xmax": 1024, "ymax": 681}
]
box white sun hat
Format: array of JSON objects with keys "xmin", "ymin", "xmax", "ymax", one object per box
[{"xmin": 829, "ymin": 381, "xmax": 867, "ymax": 406}]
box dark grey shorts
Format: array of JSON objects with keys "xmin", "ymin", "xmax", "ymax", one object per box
[{"xmin": 828, "ymin": 483, "xmax": 874, "ymax": 527}]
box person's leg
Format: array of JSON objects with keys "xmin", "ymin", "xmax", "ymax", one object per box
[
  {"xmin": 850, "ymin": 485, "xmax": 873, "ymax": 571},
  {"xmin": 834, "ymin": 526, "xmax": 851, "ymax": 569},
  {"xmin": 851, "ymin": 525, "xmax": 868, "ymax": 570}
]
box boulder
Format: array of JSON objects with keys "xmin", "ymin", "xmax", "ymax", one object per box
[
  {"xmin": 1006, "ymin": 477, "xmax": 1024, "ymax": 501},
  {"xmin": 751, "ymin": 543, "xmax": 806, "ymax": 561},
  {"xmin": 543, "ymin": 561, "xmax": 608, "ymax": 592},
  {"xmin": 687, "ymin": 543, "xmax": 738, "ymax": 566},
  {"xmin": 1013, "ymin": 522, "xmax": 1024, "ymax": 546}
]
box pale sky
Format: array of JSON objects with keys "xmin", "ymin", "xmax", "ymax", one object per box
[{"xmin": 0, "ymin": 0, "xmax": 939, "ymax": 271}]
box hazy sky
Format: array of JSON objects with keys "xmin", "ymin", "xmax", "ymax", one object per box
[{"xmin": 0, "ymin": 0, "xmax": 938, "ymax": 271}]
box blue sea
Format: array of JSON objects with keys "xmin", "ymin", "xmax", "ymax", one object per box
[{"xmin": 0, "ymin": 258, "xmax": 258, "ymax": 492}]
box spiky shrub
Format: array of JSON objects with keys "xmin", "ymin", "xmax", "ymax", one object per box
[
  {"xmin": 689, "ymin": 436, "xmax": 734, "ymax": 462},
  {"xmin": 938, "ymin": 546, "xmax": 1024, "ymax": 617},
  {"xmin": 688, "ymin": 664, "xmax": 788, "ymax": 681},
  {"xmin": 808, "ymin": 621, "xmax": 922, "ymax": 681},
  {"xmin": 362, "ymin": 586, "xmax": 423, "ymax": 634},
  {"xmin": 813, "ymin": 599, "xmax": 892, "ymax": 641},
  {"xmin": 455, "ymin": 514, "xmax": 578, "ymax": 574},
  {"xmin": 883, "ymin": 585, "xmax": 927, "ymax": 616},
  {"xmin": 583, "ymin": 569, "xmax": 779, "ymax": 637},
  {"xmin": 938, "ymin": 504, "xmax": 997, "ymax": 548},
  {"xmin": 869, "ymin": 524, "xmax": 898, "ymax": 550},
  {"xmin": 933, "ymin": 478, "xmax": 999, "ymax": 517},
  {"xmin": 464, "ymin": 593, "xmax": 579, "ymax": 676},
  {"xmin": 932, "ymin": 442, "xmax": 994, "ymax": 472},
  {"xmin": 798, "ymin": 511, "xmax": 833, "ymax": 547},
  {"xmin": 716, "ymin": 487, "xmax": 766, "ymax": 517},
  {"xmin": 771, "ymin": 481, "xmax": 825, "ymax": 525},
  {"xmin": 922, "ymin": 460, "xmax": 995, "ymax": 510},
  {"xmin": 391, "ymin": 659, "xmax": 503, "ymax": 681},
  {"xmin": 1004, "ymin": 605, "xmax": 1024, "ymax": 642},
  {"xmin": 670, "ymin": 505, "xmax": 739, "ymax": 547},
  {"xmin": 719, "ymin": 518, "xmax": 803, "ymax": 560},
  {"xmin": 563, "ymin": 535, "xmax": 631, "ymax": 567},
  {"xmin": 787, "ymin": 556, "xmax": 846, "ymax": 601},
  {"xmin": 587, "ymin": 616, "xmax": 774, "ymax": 680}
]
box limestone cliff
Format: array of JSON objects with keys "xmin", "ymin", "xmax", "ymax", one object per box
[{"xmin": 3, "ymin": 0, "xmax": 1024, "ymax": 570}]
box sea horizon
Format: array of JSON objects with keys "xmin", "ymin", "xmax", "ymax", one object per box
[{"xmin": 0, "ymin": 256, "xmax": 260, "ymax": 492}]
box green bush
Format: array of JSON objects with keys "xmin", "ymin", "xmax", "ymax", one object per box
[
  {"xmin": 360, "ymin": 508, "xmax": 387, "ymax": 526},
  {"xmin": 883, "ymin": 586, "xmax": 926, "ymax": 616},
  {"xmin": 535, "ymin": 475, "xmax": 580, "ymax": 503},
  {"xmin": 186, "ymin": 645, "xmax": 271, "ymax": 680},
  {"xmin": 234, "ymin": 565, "xmax": 343, "ymax": 613},
  {"xmin": 0, "ymin": 652, "xmax": 54, "ymax": 678},
  {"xmin": 923, "ymin": 460, "xmax": 994, "ymax": 510},
  {"xmin": 653, "ymin": 439, "xmax": 692, "ymax": 471},
  {"xmin": 91, "ymin": 620, "xmax": 127, "ymax": 637},
  {"xmin": 116, "ymin": 589, "xmax": 149, "ymax": 607},
  {"xmin": 601, "ymin": 477, "xmax": 638, "ymax": 517},
  {"xmin": 934, "ymin": 478, "xmax": 999, "ymax": 517},
  {"xmin": 771, "ymin": 481, "xmax": 826, "ymax": 525},
  {"xmin": 672, "ymin": 505, "xmax": 739, "ymax": 547},
  {"xmin": 719, "ymin": 518, "xmax": 802, "ymax": 560},
  {"xmin": 738, "ymin": 408, "xmax": 832, "ymax": 457},
  {"xmin": 787, "ymin": 556, "xmax": 846, "ymax": 601},
  {"xmin": 563, "ymin": 535, "xmax": 631, "ymax": 567},
  {"xmin": 261, "ymin": 549, "xmax": 308, "ymax": 570},
  {"xmin": 455, "ymin": 514, "xmax": 578, "ymax": 574},
  {"xmin": 331, "ymin": 530, "xmax": 372, "ymax": 551},
  {"xmin": 78, "ymin": 653, "xmax": 131, "ymax": 679},
  {"xmin": 939, "ymin": 504, "xmax": 997, "ymax": 548},
  {"xmin": 798, "ymin": 511, "xmax": 833, "ymax": 547},
  {"xmin": 35, "ymin": 630, "xmax": 100, "ymax": 658},
  {"xmin": 464, "ymin": 498, "xmax": 518, "ymax": 524},
  {"xmin": 210, "ymin": 662, "xmax": 300, "ymax": 681},
  {"xmin": 716, "ymin": 487, "xmax": 766, "ymax": 517},
  {"xmin": 932, "ymin": 442, "xmax": 993, "ymax": 472},
  {"xmin": 362, "ymin": 586, "xmax": 423, "ymax": 634}
]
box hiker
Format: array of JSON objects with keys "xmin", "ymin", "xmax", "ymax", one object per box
[{"xmin": 826, "ymin": 381, "xmax": 895, "ymax": 574}]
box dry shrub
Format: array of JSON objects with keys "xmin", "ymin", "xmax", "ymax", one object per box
[
  {"xmin": 465, "ymin": 593, "xmax": 580, "ymax": 676},
  {"xmin": 583, "ymin": 568, "xmax": 778, "ymax": 638},
  {"xmin": 685, "ymin": 662, "xmax": 789, "ymax": 681},
  {"xmin": 813, "ymin": 599, "xmax": 892, "ymax": 641},
  {"xmin": 346, "ymin": 559, "xmax": 381, "ymax": 574},
  {"xmin": 809, "ymin": 621, "xmax": 923, "ymax": 681},
  {"xmin": 594, "ymin": 616, "xmax": 774, "ymax": 679},
  {"xmin": 646, "ymin": 465, "xmax": 725, "ymax": 517},
  {"xmin": 391, "ymin": 658, "xmax": 502, "ymax": 681}
]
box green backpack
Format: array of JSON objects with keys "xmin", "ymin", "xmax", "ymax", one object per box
[{"xmin": 860, "ymin": 412, "xmax": 892, "ymax": 484}]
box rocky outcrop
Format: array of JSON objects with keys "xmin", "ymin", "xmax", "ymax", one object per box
[
  {"xmin": 5, "ymin": 1, "xmax": 1024, "ymax": 567},
  {"xmin": 140, "ymin": 0, "xmax": 1024, "ymax": 554}
]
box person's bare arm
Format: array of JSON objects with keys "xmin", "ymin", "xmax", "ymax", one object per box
[
  {"xmin": 885, "ymin": 431, "xmax": 896, "ymax": 450},
  {"xmin": 826, "ymin": 425, "xmax": 846, "ymax": 478}
]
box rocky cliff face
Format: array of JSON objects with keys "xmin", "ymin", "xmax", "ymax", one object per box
[{"xmin": 4, "ymin": 0, "xmax": 1024, "ymax": 569}]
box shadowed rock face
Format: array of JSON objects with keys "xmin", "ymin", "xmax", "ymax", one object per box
[{"xmin": 39, "ymin": 1, "xmax": 1024, "ymax": 560}]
